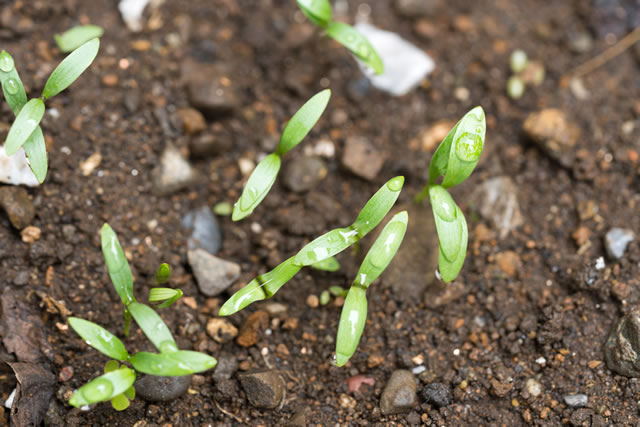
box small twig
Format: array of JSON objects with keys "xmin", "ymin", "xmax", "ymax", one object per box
[
  {"xmin": 565, "ymin": 26, "xmax": 640, "ymax": 80},
  {"xmin": 213, "ymin": 400, "xmax": 243, "ymax": 423}
]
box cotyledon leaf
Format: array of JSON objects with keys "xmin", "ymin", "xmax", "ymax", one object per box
[
  {"xmin": 69, "ymin": 368, "xmax": 136, "ymax": 408},
  {"xmin": 22, "ymin": 127, "xmax": 47, "ymax": 183},
  {"xmin": 54, "ymin": 25, "xmax": 104, "ymax": 53},
  {"xmin": 4, "ymin": 98, "xmax": 44, "ymax": 155},
  {"xmin": 335, "ymin": 286, "xmax": 367, "ymax": 367},
  {"xmin": 441, "ymin": 106, "xmax": 485, "ymax": 188},
  {"xmin": 42, "ymin": 37, "xmax": 100, "ymax": 99},
  {"xmin": 437, "ymin": 203, "xmax": 468, "ymax": 283},
  {"xmin": 101, "ymin": 224, "xmax": 135, "ymax": 305},
  {"xmin": 232, "ymin": 153, "xmax": 281, "ymax": 221},
  {"xmin": 128, "ymin": 302, "xmax": 177, "ymax": 353},
  {"xmin": 130, "ymin": 350, "xmax": 217, "ymax": 376},
  {"xmin": 68, "ymin": 317, "xmax": 129, "ymax": 361},
  {"xmin": 276, "ymin": 89, "xmax": 331, "ymax": 155},
  {"xmin": 326, "ymin": 21, "xmax": 384, "ymax": 75},
  {"xmin": 296, "ymin": 0, "xmax": 332, "ymax": 27},
  {"xmin": 429, "ymin": 185, "xmax": 462, "ymax": 261}
]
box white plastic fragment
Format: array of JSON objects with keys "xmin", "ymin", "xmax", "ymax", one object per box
[
  {"xmin": 4, "ymin": 388, "xmax": 15, "ymax": 409},
  {"xmin": 595, "ymin": 256, "xmax": 605, "ymax": 270},
  {"xmin": 118, "ymin": 0, "xmax": 151, "ymax": 32},
  {"xmin": 0, "ymin": 146, "xmax": 39, "ymax": 186},
  {"xmin": 354, "ymin": 23, "xmax": 435, "ymax": 96}
]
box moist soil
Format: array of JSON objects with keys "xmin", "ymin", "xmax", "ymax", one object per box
[{"xmin": 1, "ymin": 0, "xmax": 640, "ymax": 425}]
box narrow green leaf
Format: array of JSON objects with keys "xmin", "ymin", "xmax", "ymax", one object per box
[
  {"xmin": 68, "ymin": 367, "xmax": 136, "ymax": 408},
  {"xmin": 54, "ymin": 25, "xmax": 104, "ymax": 53},
  {"xmin": 68, "ymin": 318, "xmax": 129, "ymax": 361},
  {"xmin": 296, "ymin": 0, "xmax": 332, "ymax": 27},
  {"xmin": 353, "ymin": 211, "xmax": 407, "ymax": 289},
  {"xmin": 218, "ymin": 257, "xmax": 302, "ymax": 316},
  {"xmin": 352, "ymin": 176, "xmax": 404, "ymax": 235},
  {"xmin": 0, "ymin": 51, "xmax": 28, "ymax": 114},
  {"xmin": 22, "ymin": 127, "xmax": 48, "ymax": 183},
  {"xmin": 335, "ymin": 286, "xmax": 367, "ymax": 367},
  {"xmin": 232, "ymin": 153, "xmax": 281, "ymax": 221},
  {"xmin": 276, "ymin": 89, "xmax": 331, "ymax": 156},
  {"xmin": 5, "ymin": 98, "xmax": 44, "ymax": 155},
  {"xmin": 42, "ymin": 38, "xmax": 100, "ymax": 99},
  {"xmin": 433, "ymin": 200, "xmax": 468, "ymax": 283},
  {"xmin": 429, "ymin": 185, "xmax": 462, "ymax": 261},
  {"xmin": 128, "ymin": 302, "xmax": 177, "ymax": 353},
  {"xmin": 101, "ymin": 224, "xmax": 135, "ymax": 305},
  {"xmin": 311, "ymin": 256, "xmax": 340, "ymax": 272},
  {"xmin": 148, "ymin": 288, "xmax": 182, "ymax": 308},
  {"xmin": 326, "ymin": 21, "xmax": 384, "ymax": 75},
  {"xmin": 427, "ymin": 122, "xmax": 459, "ymax": 185},
  {"xmin": 110, "ymin": 393, "xmax": 130, "ymax": 411},
  {"xmin": 131, "ymin": 350, "xmax": 217, "ymax": 376},
  {"xmin": 441, "ymin": 106, "xmax": 485, "ymax": 188},
  {"xmin": 154, "ymin": 263, "xmax": 171, "ymax": 285}
]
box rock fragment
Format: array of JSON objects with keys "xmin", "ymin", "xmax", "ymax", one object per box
[
  {"xmin": 0, "ymin": 186, "xmax": 34, "ymax": 229},
  {"xmin": 282, "ymin": 156, "xmax": 327, "ymax": 193},
  {"xmin": 421, "ymin": 382, "xmax": 451, "ymax": 408},
  {"xmin": 135, "ymin": 375, "xmax": 192, "ymax": 402},
  {"xmin": 341, "ymin": 136, "xmax": 386, "ymax": 181},
  {"xmin": 604, "ymin": 307, "xmax": 640, "ymax": 377},
  {"xmin": 152, "ymin": 144, "xmax": 197, "ymax": 196},
  {"xmin": 523, "ymin": 109, "xmax": 580, "ymax": 168},
  {"xmin": 188, "ymin": 249, "xmax": 240, "ymax": 297},
  {"xmin": 238, "ymin": 370, "xmax": 284, "ymax": 408},
  {"xmin": 469, "ymin": 176, "xmax": 523, "ymax": 239},
  {"xmin": 604, "ymin": 227, "xmax": 634, "ymax": 260},
  {"xmin": 380, "ymin": 370, "xmax": 418, "ymax": 415}
]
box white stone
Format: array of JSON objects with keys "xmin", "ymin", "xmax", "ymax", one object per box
[{"xmin": 0, "ymin": 146, "xmax": 39, "ymax": 186}]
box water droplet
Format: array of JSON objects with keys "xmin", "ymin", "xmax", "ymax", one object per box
[
  {"xmin": 345, "ymin": 33, "xmax": 356, "ymax": 43},
  {"xmin": 0, "ymin": 52, "xmax": 14, "ymax": 73},
  {"xmin": 82, "ymin": 378, "xmax": 113, "ymax": 402},
  {"xmin": 5, "ymin": 78, "xmax": 18, "ymax": 95},
  {"xmin": 357, "ymin": 43, "xmax": 370, "ymax": 59},
  {"xmin": 454, "ymin": 132, "xmax": 482, "ymax": 162},
  {"xmin": 160, "ymin": 341, "xmax": 178, "ymax": 353},
  {"xmin": 386, "ymin": 177, "xmax": 404, "ymax": 192}
]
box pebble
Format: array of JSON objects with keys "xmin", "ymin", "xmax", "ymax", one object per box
[
  {"xmin": 394, "ymin": 0, "xmax": 439, "ymax": 17},
  {"xmin": 0, "ymin": 145, "xmax": 39, "ymax": 186},
  {"xmin": 182, "ymin": 61, "xmax": 239, "ymax": 118},
  {"xmin": 0, "ymin": 186, "xmax": 35, "ymax": 229},
  {"xmin": 469, "ymin": 176, "xmax": 524, "ymax": 239},
  {"xmin": 604, "ymin": 227, "xmax": 634, "ymax": 260},
  {"xmin": 123, "ymin": 88, "xmax": 141, "ymax": 113},
  {"xmin": 176, "ymin": 108, "xmax": 206, "ymax": 135},
  {"xmin": 495, "ymin": 251, "xmax": 521, "ymax": 278},
  {"xmin": 411, "ymin": 120, "xmax": 456, "ymax": 152},
  {"xmin": 563, "ymin": 394, "xmax": 588, "ymax": 408},
  {"xmin": 379, "ymin": 370, "xmax": 418, "ymax": 415},
  {"xmin": 346, "ymin": 77, "xmax": 370, "ymax": 103},
  {"xmin": 421, "ymin": 383, "xmax": 451, "ymax": 408},
  {"xmin": 523, "ymin": 109, "xmax": 580, "ymax": 169},
  {"xmin": 135, "ymin": 375, "xmax": 192, "ymax": 402},
  {"xmin": 20, "ymin": 226, "xmax": 41, "ymax": 243},
  {"xmin": 341, "ymin": 136, "xmax": 386, "ymax": 181},
  {"xmin": 13, "ymin": 270, "xmax": 29, "ymax": 286},
  {"xmin": 206, "ymin": 318, "xmax": 238, "ymax": 343},
  {"xmin": 152, "ymin": 144, "xmax": 197, "ymax": 196},
  {"xmin": 213, "ymin": 352, "xmax": 238, "ymax": 382},
  {"xmin": 190, "ymin": 133, "xmax": 232, "ymax": 158},
  {"xmin": 306, "ymin": 294, "xmax": 319, "ymax": 308},
  {"xmin": 525, "ymin": 378, "xmax": 542, "ymax": 397},
  {"xmin": 568, "ymin": 32, "xmax": 593, "ymax": 53},
  {"xmin": 236, "ymin": 310, "xmax": 269, "ymax": 347},
  {"xmin": 282, "ymin": 156, "xmax": 327, "ymax": 193},
  {"xmin": 285, "ymin": 406, "xmax": 310, "ymax": 426},
  {"xmin": 187, "ymin": 249, "xmax": 240, "ymax": 297},
  {"xmin": 181, "ymin": 206, "xmax": 222, "ymax": 254},
  {"xmin": 604, "ymin": 307, "xmax": 640, "ymax": 377},
  {"xmin": 238, "ymin": 369, "xmax": 284, "ymax": 408}
]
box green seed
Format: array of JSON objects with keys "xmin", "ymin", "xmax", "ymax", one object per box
[{"xmin": 320, "ymin": 290, "xmax": 330, "ymax": 305}]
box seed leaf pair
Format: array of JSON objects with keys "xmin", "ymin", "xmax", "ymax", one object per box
[
  {"xmin": 232, "ymin": 89, "xmax": 331, "ymax": 221},
  {"xmin": 296, "ymin": 0, "xmax": 383, "ymax": 74},
  {"xmin": 416, "ymin": 106, "xmax": 486, "ymax": 283}
]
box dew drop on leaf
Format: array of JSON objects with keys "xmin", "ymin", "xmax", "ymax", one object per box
[
  {"xmin": 0, "ymin": 53, "xmax": 14, "ymax": 72},
  {"xmin": 454, "ymin": 132, "xmax": 482, "ymax": 162},
  {"xmin": 386, "ymin": 177, "xmax": 403, "ymax": 192},
  {"xmin": 82, "ymin": 378, "xmax": 113, "ymax": 402},
  {"xmin": 5, "ymin": 78, "xmax": 19, "ymax": 95}
]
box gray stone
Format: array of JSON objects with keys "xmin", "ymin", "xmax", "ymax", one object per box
[
  {"xmin": 182, "ymin": 61, "xmax": 239, "ymax": 118},
  {"xmin": 525, "ymin": 378, "xmax": 542, "ymax": 397},
  {"xmin": 469, "ymin": 176, "xmax": 524, "ymax": 239},
  {"xmin": 213, "ymin": 352, "xmax": 238, "ymax": 382},
  {"xmin": 135, "ymin": 375, "xmax": 192, "ymax": 402},
  {"xmin": 604, "ymin": 227, "xmax": 634, "ymax": 260},
  {"xmin": 421, "ymin": 382, "xmax": 451, "ymax": 408},
  {"xmin": 13, "ymin": 271, "xmax": 29, "ymax": 286},
  {"xmin": 394, "ymin": 0, "xmax": 441, "ymax": 17},
  {"xmin": 282, "ymin": 156, "xmax": 327, "ymax": 193},
  {"xmin": 380, "ymin": 370, "xmax": 418, "ymax": 415},
  {"xmin": 0, "ymin": 187, "xmax": 34, "ymax": 229},
  {"xmin": 568, "ymin": 32, "xmax": 593, "ymax": 53},
  {"xmin": 341, "ymin": 136, "xmax": 386, "ymax": 181},
  {"xmin": 152, "ymin": 144, "xmax": 197, "ymax": 196},
  {"xmin": 182, "ymin": 206, "xmax": 222, "ymax": 254},
  {"xmin": 563, "ymin": 394, "xmax": 588, "ymax": 408},
  {"xmin": 188, "ymin": 249, "xmax": 240, "ymax": 297},
  {"xmin": 604, "ymin": 307, "xmax": 640, "ymax": 377},
  {"xmin": 238, "ymin": 369, "xmax": 284, "ymax": 409},
  {"xmin": 285, "ymin": 406, "xmax": 311, "ymax": 426}
]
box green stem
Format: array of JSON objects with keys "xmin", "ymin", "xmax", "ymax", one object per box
[{"xmin": 123, "ymin": 309, "xmax": 131, "ymax": 337}]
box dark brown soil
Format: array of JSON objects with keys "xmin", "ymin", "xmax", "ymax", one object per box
[{"xmin": 2, "ymin": 0, "xmax": 640, "ymax": 425}]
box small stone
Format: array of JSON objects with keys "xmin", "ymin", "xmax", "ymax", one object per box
[
  {"xmin": 176, "ymin": 108, "xmax": 206, "ymax": 135},
  {"xmin": 306, "ymin": 294, "xmax": 319, "ymax": 308},
  {"xmin": 346, "ymin": 375, "xmax": 375, "ymax": 393},
  {"xmin": 206, "ymin": 318, "xmax": 238, "ymax": 343},
  {"xmin": 123, "ymin": 88, "xmax": 141, "ymax": 113},
  {"xmin": 367, "ymin": 354, "xmax": 384, "ymax": 368},
  {"xmin": 572, "ymin": 226, "xmax": 591, "ymax": 246},
  {"xmin": 264, "ymin": 302, "xmax": 287, "ymax": 317},
  {"xmin": 339, "ymin": 393, "xmax": 357, "ymax": 409},
  {"xmin": 135, "ymin": 375, "xmax": 192, "ymax": 402},
  {"xmin": 342, "ymin": 136, "xmax": 386, "ymax": 181},
  {"xmin": 182, "ymin": 61, "xmax": 239, "ymax": 118},
  {"xmin": 282, "ymin": 156, "xmax": 327, "ymax": 193},
  {"xmin": 285, "ymin": 406, "xmax": 310, "ymax": 426},
  {"xmin": 563, "ymin": 394, "xmax": 588, "ymax": 408},
  {"xmin": 495, "ymin": 251, "xmax": 521, "ymax": 278},
  {"xmin": 152, "ymin": 144, "xmax": 197, "ymax": 196},
  {"xmin": 190, "ymin": 133, "xmax": 232, "ymax": 158},
  {"xmin": 0, "ymin": 186, "xmax": 35, "ymax": 229},
  {"xmin": 525, "ymin": 378, "xmax": 542, "ymax": 397},
  {"xmin": 238, "ymin": 369, "xmax": 284, "ymax": 408},
  {"xmin": 188, "ymin": 249, "xmax": 240, "ymax": 297},
  {"xmin": 568, "ymin": 32, "xmax": 593, "ymax": 53},
  {"xmin": 490, "ymin": 378, "xmax": 513, "ymax": 397},
  {"xmin": 79, "ymin": 152, "xmax": 102, "ymax": 176},
  {"xmin": 13, "ymin": 271, "xmax": 29, "ymax": 286},
  {"xmin": 61, "ymin": 225, "xmax": 76, "ymax": 243},
  {"xmin": 58, "ymin": 366, "xmax": 74, "ymax": 382},
  {"xmin": 182, "ymin": 206, "xmax": 222, "ymax": 254},
  {"xmin": 469, "ymin": 176, "xmax": 523, "ymax": 239},
  {"xmin": 421, "ymin": 383, "xmax": 451, "ymax": 408},
  {"xmin": 102, "ymin": 73, "xmax": 118, "ymax": 87},
  {"xmin": 411, "ymin": 120, "xmax": 456, "ymax": 152},
  {"xmin": 346, "ymin": 77, "xmax": 370, "ymax": 103},
  {"xmin": 237, "ymin": 158, "xmax": 255, "ymax": 176},
  {"xmin": 21, "ymin": 226, "xmax": 41, "ymax": 243},
  {"xmin": 236, "ymin": 310, "xmax": 269, "ymax": 347},
  {"xmin": 604, "ymin": 227, "xmax": 634, "ymax": 260},
  {"xmin": 380, "ymin": 370, "xmax": 418, "ymax": 415},
  {"xmin": 523, "ymin": 109, "xmax": 580, "ymax": 168},
  {"xmin": 604, "ymin": 307, "xmax": 640, "ymax": 377},
  {"xmin": 213, "ymin": 352, "xmax": 238, "ymax": 381}
]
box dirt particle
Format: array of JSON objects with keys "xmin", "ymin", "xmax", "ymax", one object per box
[
  {"xmin": 206, "ymin": 318, "xmax": 238, "ymax": 343},
  {"xmin": 236, "ymin": 310, "xmax": 269, "ymax": 347}
]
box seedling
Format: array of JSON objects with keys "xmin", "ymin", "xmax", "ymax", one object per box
[
  {"xmin": 296, "ymin": 0, "xmax": 383, "ymax": 74},
  {"xmin": 55, "ymin": 25, "xmax": 104, "ymax": 53},
  {"xmin": 414, "ymin": 106, "xmax": 486, "ymax": 282},
  {"xmin": 67, "ymin": 224, "xmax": 216, "ymax": 411},
  {"xmin": 506, "ymin": 50, "xmax": 545, "ymax": 99},
  {"xmin": 0, "ymin": 37, "xmax": 100, "ymax": 183},
  {"xmin": 232, "ymin": 89, "xmax": 331, "ymax": 221}
]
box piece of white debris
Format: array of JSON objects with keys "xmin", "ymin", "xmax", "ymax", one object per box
[
  {"xmin": 4, "ymin": 388, "xmax": 15, "ymax": 409},
  {"xmin": 0, "ymin": 146, "xmax": 39, "ymax": 186},
  {"xmin": 535, "ymin": 357, "xmax": 546, "ymax": 365},
  {"xmin": 354, "ymin": 23, "xmax": 435, "ymax": 96},
  {"xmin": 595, "ymin": 256, "xmax": 605, "ymax": 270},
  {"xmin": 119, "ymin": 0, "xmax": 152, "ymax": 32}
]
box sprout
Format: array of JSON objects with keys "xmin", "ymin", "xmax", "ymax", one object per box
[
  {"xmin": 507, "ymin": 76, "xmax": 525, "ymax": 99},
  {"xmin": 0, "ymin": 36, "xmax": 100, "ymax": 183},
  {"xmin": 68, "ymin": 224, "xmax": 217, "ymax": 411},
  {"xmin": 415, "ymin": 107, "xmax": 486, "ymax": 283},
  {"xmin": 320, "ymin": 290, "xmax": 331, "ymax": 305},
  {"xmin": 232, "ymin": 89, "xmax": 331, "ymax": 221},
  {"xmin": 54, "ymin": 25, "xmax": 104, "ymax": 53},
  {"xmin": 510, "ymin": 49, "xmax": 528, "ymax": 73},
  {"xmin": 296, "ymin": 0, "xmax": 384, "ymax": 74}
]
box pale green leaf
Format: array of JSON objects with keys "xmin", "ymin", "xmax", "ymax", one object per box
[
  {"xmin": 128, "ymin": 302, "xmax": 177, "ymax": 353},
  {"xmin": 131, "ymin": 350, "xmax": 217, "ymax": 376},
  {"xmin": 68, "ymin": 317, "xmax": 129, "ymax": 361},
  {"xmin": 296, "ymin": 0, "xmax": 332, "ymax": 27},
  {"xmin": 69, "ymin": 368, "xmax": 136, "ymax": 407},
  {"xmin": 54, "ymin": 25, "xmax": 104, "ymax": 53},
  {"xmin": 4, "ymin": 98, "xmax": 44, "ymax": 155},
  {"xmin": 335, "ymin": 286, "xmax": 367, "ymax": 366},
  {"xmin": 43, "ymin": 38, "xmax": 100, "ymax": 99},
  {"xmin": 232, "ymin": 153, "xmax": 281, "ymax": 221},
  {"xmin": 326, "ymin": 21, "xmax": 384, "ymax": 74},
  {"xmin": 276, "ymin": 89, "xmax": 331, "ymax": 155},
  {"xmin": 101, "ymin": 224, "xmax": 135, "ymax": 305}
]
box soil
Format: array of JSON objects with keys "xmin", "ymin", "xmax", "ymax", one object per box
[{"xmin": 1, "ymin": 0, "xmax": 640, "ymax": 425}]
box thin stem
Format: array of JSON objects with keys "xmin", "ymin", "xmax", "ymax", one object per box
[
  {"xmin": 414, "ymin": 184, "xmax": 430, "ymax": 204},
  {"xmin": 123, "ymin": 309, "xmax": 131, "ymax": 337}
]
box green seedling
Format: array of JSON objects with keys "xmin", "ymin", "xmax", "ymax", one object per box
[
  {"xmin": 232, "ymin": 89, "xmax": 331, "ymax": 221},
  {"xmin": 414, "ymin": 107, "xmax": 486, "ymax": 282},
  {"xmin": 67, "ymin": 224, "xmax": 216, "ymax": 411},
  {"xmin": 55, "ymin": 25, "xmax": 104, "ymax": 52},
  {"xmin": 297, "ymin": 0, "xmax": 383, "ymax": 74},
  {"xmin": 320, "ymin": 290, "xmax": 331, "ymax": 305},
  {"xmin": 310, "ymin": 255, "xmax": 340, "ymax": 272},
  {"xmin": 506, "ymin": 50, "xmax": 545, "ymax": 99},
  {"xmin": 0, "ymin": 37, "xmax": 100, "ymax": 183}
]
